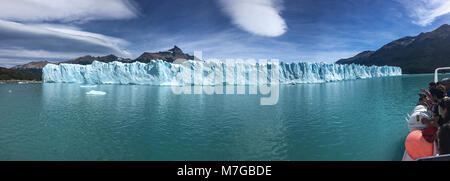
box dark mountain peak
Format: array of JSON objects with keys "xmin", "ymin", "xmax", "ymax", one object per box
[
  {"xmin": 63, "ymin": 55, "xmax": 94, "ymax": 65},
  {"xmin": 435, "ymin": 24, "xmax": 450, "ymax": 32},
  {"xmin": 104, "ymin": 54, "xmax": 117, "ymax": 58},
  {"xmin": 379, "ymin": 25, "xmax": 450, "ymax": 51},
  {"xmin": 99, "ymin": 54, "xmax": 123, "ymax": 62},
  {"xmin": 168, "ymin": 45, "xmax": 183, "ymax": 54},
  {"xmin": 411, "ymin": 24, "xmax": 450, "ymax": 41},
  {"xmin": 336, "ymin": 24, "xmax": 450, "ymax": 74},
  {"xmin": 135, "ymin": 46, "xmax": 196, "ymax": 63},
  {"xmin": 80, "ymin": 55, "xmax": 93, "ymax": 58}
]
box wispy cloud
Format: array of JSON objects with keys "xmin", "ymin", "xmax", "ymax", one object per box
[
  {"xmin": 397, "ymin": 0, "xmax": 450, "ymax": 26},
  {"xmin": 0, "ymin": 20, "xmax": 131, "ymax": 59},
  {"xmin": 218, "ymin": 0, "xmax": 287, "ymax": 37},
  {"xmin": 0, "ymin": 0, "xmax": 136, "ymax": 66},
  {"xmin": 0, "ymin": 0, "xmax": 137, "ymax": 23}
]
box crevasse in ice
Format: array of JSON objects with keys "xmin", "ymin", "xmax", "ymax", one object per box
[{"xmin": 42, "ymin": 60, "xmax": 402, "ymax": 85}]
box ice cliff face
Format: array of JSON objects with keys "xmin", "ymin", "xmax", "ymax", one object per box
[{"xmin": 42, "ymin": 60, "xmax": 402, "ymax": 85}]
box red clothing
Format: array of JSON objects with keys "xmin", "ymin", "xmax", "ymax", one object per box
[
  {"xmin": 423, "ymin": 90, "xmax": 437, "ymax": 111},
  {"xmin": 422, "ymin": 126, "xmax": 438, "ymax": 143},
  {"xmin": 424, "ymin": 90, "xmax": 432, "ymax": 100}
]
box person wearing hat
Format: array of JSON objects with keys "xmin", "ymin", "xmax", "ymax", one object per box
[
  {"xmin": 442, "ymin": 78, "xmax": 450, "ymax": 96},
  {"xmin": 420, "ymin": 82, "xmax": 441, "ymax": 111},
  {"xmin": 421, "ymin": 87, "xmax": 446, "ymax": 142},
  {"xmin": 418, "ymin": 93, "xmax": 430, "ymax": 108}
]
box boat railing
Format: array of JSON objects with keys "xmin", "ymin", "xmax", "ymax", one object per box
[
  {"xmin": 434, "ymin": 67, "xmax": 450, "ymax": 83},
  {"xmin": 417, "ymin": 154, "xmax": 450, "ymax": 161}
]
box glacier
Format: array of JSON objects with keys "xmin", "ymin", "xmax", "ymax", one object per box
[{"xmin": 42, "ymin": 60, "xmax": 402, "ymax": 85}]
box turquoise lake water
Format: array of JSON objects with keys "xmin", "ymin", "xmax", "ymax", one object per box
[{"xmin": 0, "ymin": 74, "xmax": 447, "ymax": 161}]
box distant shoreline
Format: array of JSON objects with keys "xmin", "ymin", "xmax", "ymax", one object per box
[{"xmin": 0, "ymin": 80, "xmax": 42, "ymax": 84}]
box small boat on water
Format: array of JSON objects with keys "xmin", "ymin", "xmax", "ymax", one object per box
[{"xmin": 403, "ymin": 67, "xmax": 450, "ymax": 161}]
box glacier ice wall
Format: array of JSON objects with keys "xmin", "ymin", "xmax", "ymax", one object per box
[{"xmin": 43, "ymin": 60, "xmax": 402, "ymax": 85}]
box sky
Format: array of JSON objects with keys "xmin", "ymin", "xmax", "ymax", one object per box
[{"xmin": 1, "ymin": 0, "xmax": 450, "ymax": 67}]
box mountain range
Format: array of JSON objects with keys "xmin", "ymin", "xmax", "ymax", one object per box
[
  {"xmin": 10, "ymin": 46, "xmax": 197, "ymax": 74},
  {"xmin": 337, "ymin": 24, "xmax": 450, "ymax": 74}
]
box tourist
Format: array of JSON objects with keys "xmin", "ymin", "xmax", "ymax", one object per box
[
  {"xmin": 416, "ymin": 93, "xmax": 432, "ymax": 110},
  {"xmin": 442, "ymin": 78, "xmax": 450, "ymax": 96},
  {"xmin": 407, "ymin": 94, "xmax": 432, "ymax": 132},
  {"xmin": 420, "ymin": 82, "xmax": 436, "ymax": 100},
  {"xmin": 421, "ymin": 87, "xmax": 445, "ymax": 142},
  {"xmin": 418, "ymin": 94, "xmax": 427, "ymax": 107},
  {"xmin": 437, "ymin": 81, "xmax": 447, "ymax": 95},
  {"xmin": 420, "ymin": 82, "xmax": 441, "ymax": 111},
  {"xmin": 430, "ymin": 87, "xmax": 445, "ymax": 117},
  {"xmin": 437, "ymin": 97, "xmax": 450, "ymax": 127}
]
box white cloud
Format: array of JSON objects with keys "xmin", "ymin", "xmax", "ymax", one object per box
[
  {"xmin": 0, "ymin": 0, "xmax": 136, "ymax": 66},
  {"xmin": 0, "ymin": 0, "xmax": 137, "ymax": 23},
  {"xmin": 398, "ymin": 0, "xmax": 450, "ymax": 26},
  {"xmin": 219, "ymin": 0, "xmax": 287, "ymax": 37},
  {"xmin": 138, "ymin": 30, "xmax": 359, "ymax": 63},
  {"xmin": 0, "ymin": 20, "xmax": 131, "ymax": 60}
]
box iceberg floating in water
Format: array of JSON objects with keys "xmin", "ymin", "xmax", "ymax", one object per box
[
  {"xmin": 43, "ymin": 60, "xmax": 402, "ymax": 85},
  {"xmin": 80, "ymin": 85, "xmax": 97, "ymax": 88},
  {"xmin": 86, "ymin": 90, "xmax": 106, "ymax": 95}
]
